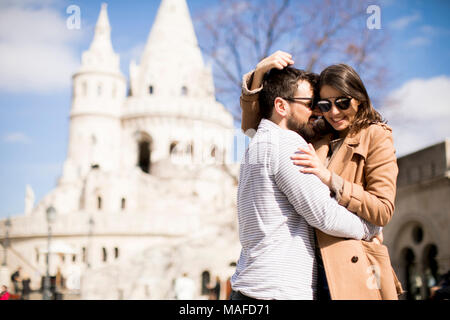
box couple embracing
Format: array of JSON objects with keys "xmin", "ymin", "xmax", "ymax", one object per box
[{"xmin": 230, "ymin": 51, "xmax": 404, "ymax": 300}]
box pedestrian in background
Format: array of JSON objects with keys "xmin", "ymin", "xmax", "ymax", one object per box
[
  {"xmin": 208, "ymin": 276, "xmax": 221, "ymax": 300},
  {"xmin": 430, "ymin": 270, "xmax": 450, "ymax": 300},
  {"xmin": 0, "ymin": 285, "xmax": 10, "ymax": 300},
  {"xmin": 10, "ymin": 267, "xmax": 21, "ymax": 295},
  {"xmin": 174, "ymin": 273, "xmax": 195, "ymax": 300},
  {"xmin": 21, "ymin": 273, "xmax": 31, "ymax": 300}
]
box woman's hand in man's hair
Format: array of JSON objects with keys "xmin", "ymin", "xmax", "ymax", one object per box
[{"xmin": 252, "ymin": 51, "xmax": 294, "ymax": 90}]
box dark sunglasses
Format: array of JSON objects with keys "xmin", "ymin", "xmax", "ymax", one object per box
[
  {"xmin": 316, "ymin": 97, "xmax": 352, "ymax": 113},
  {"xmin": 283, "ymin": 97, "xmax": 314, "ymax": 110}
]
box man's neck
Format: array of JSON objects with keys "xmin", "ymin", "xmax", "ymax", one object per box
[{"xmin": 268, "ymin": 116, "xmax": 288, "ymax": 130}]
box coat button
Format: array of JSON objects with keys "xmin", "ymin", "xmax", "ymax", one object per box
[{"xmin": 351, "ymin": 256, "xmax": 359, "ymax": 263}]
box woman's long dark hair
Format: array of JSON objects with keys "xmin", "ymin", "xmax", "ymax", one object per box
[{"xmin": 316, "ymin": 63, "xmax": 385, "ymax": 136}]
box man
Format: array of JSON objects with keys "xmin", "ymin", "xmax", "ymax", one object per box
[
  {"xmin": 174, "ymin": 272, "xmax": 195, "ymax": 300},
  {"xmin": 230, "ymin": 67, "xmax": 380, "ymax": 300},
  {"xmin": 10, "ymin": 267, "xmax": 21, "ymax": 295}
]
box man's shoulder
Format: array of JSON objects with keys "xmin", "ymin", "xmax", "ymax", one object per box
[{"xmin": 255, "ymin": 122, "xmax": 307, "ymax": 148}]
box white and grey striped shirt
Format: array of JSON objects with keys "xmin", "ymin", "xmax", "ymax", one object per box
[{"xmin": 231, "ymin": 119, "xmax": 379, "ymax": 300}]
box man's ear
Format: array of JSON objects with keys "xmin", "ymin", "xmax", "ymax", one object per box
[{"xmin": 273, "ymin": 97, "xmax": 289, "ymax": 117}]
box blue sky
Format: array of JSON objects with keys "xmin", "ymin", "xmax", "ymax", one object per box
[{"xmin": 0, "ymin": 0, "xmax": 449, "ymax": 219}]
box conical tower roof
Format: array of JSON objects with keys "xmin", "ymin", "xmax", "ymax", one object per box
[
  {"xmin": 142, "ymin": 0, "xmax": 203, "ymax": 67},
  {"xmin": 78, "ymin": 3, "xmax": 121, "ymax": 74},
  {"xmin": 89, "ymin": 3, "xmax": 114, "ymax": 54},
  {"xmin": 130, "ymin": 0, "xmax": 212, "ymax": 97}
]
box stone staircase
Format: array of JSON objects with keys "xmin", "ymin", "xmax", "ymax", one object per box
[{"xmin": 0, "ymin": 244, "xmax": 42, "ymax": 290}]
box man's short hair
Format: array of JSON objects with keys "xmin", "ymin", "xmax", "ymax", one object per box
[{"xmin": 259, "ymin": 67, "xmax": 319, "ymax": 119}]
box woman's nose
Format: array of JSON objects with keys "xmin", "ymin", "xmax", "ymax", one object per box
[{"xmin": 328, "ymin": 104, "xmax": 341, "ymax": 116}]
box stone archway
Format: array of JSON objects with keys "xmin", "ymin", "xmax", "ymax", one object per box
[{"xmin": 392, "ymin": 219, "xmax": 442, "ymax": 300}]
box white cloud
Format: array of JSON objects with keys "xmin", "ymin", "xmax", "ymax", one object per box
[
  {"xmin": 380, "ymin": 76, "xmax": 450, "ymax": 156},
  {"xmin": 407, "ymin": 36, "xmax": 430, "ymax": 47},
  {"xmin": 389, "ymin": 13, "xmax": 420, "ymax": 30},
  {"xmin": 0, "ymin": 1, "xmax": 85, "ymax": 93},
  {"xmin": 2, "ymin": 132, "xmax": 32, "ymax": 144},
  {"xmin": 420, "ymin": 25, "xmax": 437, "ymax": 35}
]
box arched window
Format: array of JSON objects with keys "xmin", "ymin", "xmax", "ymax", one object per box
[
  {"xmin": 186, "ymin": 143, "xmax": 193, "ymax": 156},
  {"xmin": 149, "ymin": 85, "xmax": 154, "ymax": 95},
  {"xmin": 181, "ymin": 86, "xmax": 188, "ymax": 96},
  {"xmin": 97, "ymin": 196, "xmax": 102, "ymax": 210},
  {"xmin": 114, "ymin": 247, "xmax": 119, "ymax": 259},
  {"xmin": 82, "ymin": 247, "xmax": 86, "ymax": 263},
  {"xmin": 102, "ymin": 247, "xmax": 107, "ymax": 262},
  {"xmin": 82, "ymin": 81, "xmax": 87, "ymax": 97},
  {"xmin": 169, "ymin": 141, "xmax": 178, "ymax": 155},
  {"xmin": 91, "ymin": 135, "xmax": 97, "ymax": 146},
  {"xmin": 412, "ymin": 225, "xmax": 424, "ymax": 244},
  {"xmin": 136, "ymin": 132, "xmax": 153, "ymax": 174},
  {"xmin": 210, "ymin": 145, "xmax": 217, "ymax": 158},
  {"xmin": 138, "ymin": 141, "xmax": 151, "ymax": 173},
  {"xmin": 201, "ymin": 270, "xmax": 211, "ymax": 295},
  {"xmin": 121, "ymin": 198, "xmax": 126, "ymax": 210}
]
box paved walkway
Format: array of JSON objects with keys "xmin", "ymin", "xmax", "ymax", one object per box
[{"xmin": 26, "ymin": 290, "xmax": 81, "ymax": 300}]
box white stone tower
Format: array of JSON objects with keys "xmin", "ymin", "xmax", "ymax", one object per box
[
  {"xmin": 0, "ymin": 1, "xmax": 241, "ymax": 300},
  {"xmin": 62, "ymin": 3, "xmax": 126, "ymax": 183},
  {"xmin": 123, "ymin": 0, "xmax": 233, "ymax": 171}
]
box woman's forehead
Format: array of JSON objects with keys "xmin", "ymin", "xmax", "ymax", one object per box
[{"xmin": 320, "ymin": 84, "xmax": 343, "ymax": 96}]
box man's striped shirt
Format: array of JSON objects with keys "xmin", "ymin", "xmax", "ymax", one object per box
[{"xmin": 231, "ymin": 119, "xmax": 379, "ymax": 300}]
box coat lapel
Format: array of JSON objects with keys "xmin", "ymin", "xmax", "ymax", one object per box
[{"xmin": 328, "ymin": 133, "xmax": 363, "ymax": 176}]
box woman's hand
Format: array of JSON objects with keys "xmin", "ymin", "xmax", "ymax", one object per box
[
  {"xmin": 251, "ymin": 51, "xmax": 294, "ymax": 90},
  {"xmin": 291, "ymin": 143, "xmax": 332, "ymax": 187}
]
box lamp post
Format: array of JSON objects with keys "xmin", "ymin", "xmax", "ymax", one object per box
[
  {"xmin": 2, "ymin": 217, "xmax": 11, "ymax": 266},
  {"xmin": 87, "ymin": 216, "xmax": 94, "ymax": 269},
  {"xmin": 43, "ymin": 206, "xmax": 56, "ymax": 300}
]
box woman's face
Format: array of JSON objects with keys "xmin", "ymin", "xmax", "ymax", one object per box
[{"xmin": 319, "ymin": 85, "xmax": 360, "ymax": 132}]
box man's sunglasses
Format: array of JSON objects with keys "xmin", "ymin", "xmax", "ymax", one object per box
[
  {"xmin": 315, "ymin": 97, "xmax": 352, "ymax": 113},
  {"xmin": 283, "ymin": 97, "xmax": 314, "ymax": 110}
]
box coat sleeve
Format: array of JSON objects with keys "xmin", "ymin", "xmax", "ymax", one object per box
[
  {"xmin": 337, "ymin": 125, "xmax": 398, "ymax": 227},
  {"xmin": 240, "ymin": 70, "xmax": 263, "ymax": 134}
]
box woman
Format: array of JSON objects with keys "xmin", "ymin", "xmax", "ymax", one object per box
[
  {"xmin": 240, "ymin": 51, "xmax": 403, "ymax": 299},
  {"xmin": 0, "ymin": 285, "xmax": 10, "ymax": 300}
]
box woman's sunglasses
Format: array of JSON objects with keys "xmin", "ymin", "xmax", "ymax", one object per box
[{"xmin": 316, "ymin": 97, "xmax": 352, "ymax": 113}]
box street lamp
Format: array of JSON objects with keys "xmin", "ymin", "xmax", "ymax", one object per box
[
  {"xmin": 87, "ymin": 216, "xmax": 95, "ymax": 269},
  {"xmin": 43, "ymin": 206, "xmax": 56, "ymax": 300},
  {"xmin": 2, "ymin": 217, "xmax": 11, "ymax": 266}
]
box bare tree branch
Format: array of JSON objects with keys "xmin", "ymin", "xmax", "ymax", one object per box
[{"xmin": 195, "ymin": 0, "xmax": 390, "ymax": 123}]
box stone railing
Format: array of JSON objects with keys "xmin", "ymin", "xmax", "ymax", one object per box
[
  {"xmin": 2, "ymin": 210, "xmax": 200, "ymax": 240},
  {"xmin": 122, "ymin": 97, "xmax": 232, "ymax": 128}
]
